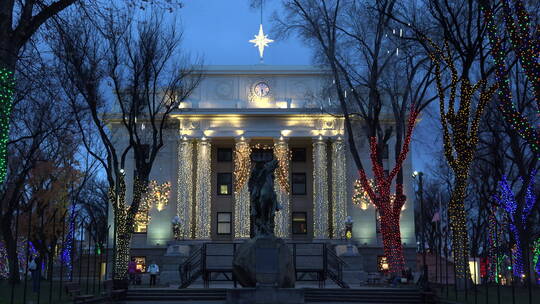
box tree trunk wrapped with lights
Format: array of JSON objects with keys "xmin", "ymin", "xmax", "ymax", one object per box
[
  {"xmin": 0, "ymin": 68, "xmax": 14, "ymax": 184},
  {"xmin": 357, "ymin": 108, "xmax": 417, "ymax": 274},
  {"xmin": 428, "ymin": 40, "xmax": 497, "ymax": 281},
  {"xmin": 482, "ymin": 0, "xmax": 540, "ymax": 159}
]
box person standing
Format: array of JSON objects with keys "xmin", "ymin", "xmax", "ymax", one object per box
[
  {"xmin": 148, "ymin": 261, "xmax": 159, "ymax": 287},
  {"xmin": 128, "ymin": 258, "xmax": 137, "ymax": 285},
  {"xmin": 29, "ymin": 256, "xmax": 40, "ymax": 293}
]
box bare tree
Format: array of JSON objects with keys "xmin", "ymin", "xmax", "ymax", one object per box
[
  {"xmin": 274, "ymin": 0, "xmax": 434, "ymax": 273},
  {"xmin": 51, "ymin": 6, "xmax": 201, "ymax": 282}
]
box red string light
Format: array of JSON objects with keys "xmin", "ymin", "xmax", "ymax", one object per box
[{"xmin": 358, "ymin": 106, "xmax": 419, "ymax": 274}]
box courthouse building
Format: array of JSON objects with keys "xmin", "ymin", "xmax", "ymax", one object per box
[{"xmin": 107, "ymin": 64, "xmax": 417, "ymax": 274}]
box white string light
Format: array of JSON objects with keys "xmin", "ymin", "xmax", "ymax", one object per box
[
  {"xmin": 195, "ymin": 139, "xmax": 212, "ymax": 239},
  {"xmin": 176, "ymin": 138, "xmax": 194, "ymax": 239},
  {"xmin": 274, "ymin": 138, "xmax": 290, "ymax": 238},
  {"xmin": 313, "ymin": 137, "xmax": 329, "ymax": 239},
  {"xmin": 233, "ymin": 138, "xmax": 251, "ymax": 238},
  {"xmin": 331, "ymin": 137, "xmax": 347, "ymax": 239}
]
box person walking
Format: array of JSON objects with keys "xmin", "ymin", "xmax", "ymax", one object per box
[
  {"xmin": 128, "ymin": 258, "xmax": 137, "ymax": 285},
  {"xmin": 29, "ymin": 256, "xmax": 40, "ymax": 293},
  {"xmin": 148, "ymin": 261, "xmax": 159, "ymax": 287}
]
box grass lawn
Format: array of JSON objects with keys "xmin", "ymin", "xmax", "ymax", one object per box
[
  {"xmin": 435, "ymin": 284, "xmax": 540, "ymax": 304},
  {"xmin": 0, "ymin": 279, "xmax": 103, "ymax": 304}
]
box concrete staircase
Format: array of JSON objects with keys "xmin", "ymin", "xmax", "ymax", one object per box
[{"xmin": 123, "ymin": 287, "xmax": 428, "ymax": 303}]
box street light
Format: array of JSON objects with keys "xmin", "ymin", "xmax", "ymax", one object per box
[{"xmin": 413, "ymin": 171, "xmax": 428, "ymax": 288}]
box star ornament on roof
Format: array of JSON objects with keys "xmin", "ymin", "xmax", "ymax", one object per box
[{"xmin": 249, "ymin": 24, "xmax": 274, "ymax": 60}]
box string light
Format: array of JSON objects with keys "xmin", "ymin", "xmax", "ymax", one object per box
[
  {"xmin": 0, "ymin": 242, "xmax": 8, "ymax": 279},
  {"xmin": 176, "ymin": 138, "xmax": 194, "ymax": 239},
  {"xmin": 331, "ymin": 137, "xmax": 347, "ymax": 239},
  {"xmin": 0, "ymin": 68, "xmax": 14, "ymax": 183},
  {"xmin": 482, "ymin": 2, "xmax": 539, "ymax": 159},
  {"xmin": 313, "ymin": 136, "xmax": 329, "ymax": 239},
  {"xmin": 355, "ymin": 105, "xmax": 418, "ymax": 274},
  {"xmin": 532, "ymin": 238, "xmax": 540, "ymax": 279},
  {"xmin": 233, "ymin": 138, "xmax": 251, "ymax": 238},
  {"xmin": 61, "ymin": 203, "xmax": 76, "ymax": 279},
  {"xmin": 195, "ymin": 139, "xmax": 212, "ymax": 239},
  {"xmin": 427, "ymin": 37, "xmax": 497, "ymax": 279},
  {"xmin": 493, "ymin": 171, "xmax": 537, "ymax": 278},
  {"xmin": 134, "ymin": 180, "xmax": 172, "ymax": 231},
  {"xmin": 110, "ymin": 172, "xmax": 130, "ymax": 280},
  {"xmin": 273, "ymin": 138, "xmax": 290, "ymax": 238}
]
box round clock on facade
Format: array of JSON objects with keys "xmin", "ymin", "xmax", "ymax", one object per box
[{"xmin": 253, "ymin": 82, "xmax": 270, "ymax": 97}]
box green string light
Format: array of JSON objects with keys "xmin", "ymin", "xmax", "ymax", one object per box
[{"xmin": 0, "ymin": 68, "xmax": 15, "ymax": 184}]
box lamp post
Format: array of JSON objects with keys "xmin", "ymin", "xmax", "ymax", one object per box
[{"xmin": 413, "ymin": 171, "xmax": 428, "ymax": 286}]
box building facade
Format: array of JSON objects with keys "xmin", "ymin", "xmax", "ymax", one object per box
[{"xmin": 107, "ymin": 65, "xmax": 417, "ymax": 273}]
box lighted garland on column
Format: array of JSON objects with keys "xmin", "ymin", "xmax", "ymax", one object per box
[
  {"xmin": 493, "ymin": 170, "xmax": 537, "ymax": 278},
  {"xmin": 427, "ymin": 38, "xmax": 497, "ymax": 279},
  {"xmin": 313, "ymin": 137, "xmax": 329, "ymax": 239},
  {"xmin": 482, "ymin": 2, "xmax": 540, "ymax": 159},
  {"xmin": 233, "ymin": 139, "xmax": 251, "ymax": 238},
  {"xmin": 0, "ymin": 68, "xmax": 14, "ymax": 184},
  {"xmin": 331, "ymin": 137, "xmax": 347, "ymax": 239},
  {"xmin": 356, "ymin": 105, "xmax": 418, "ymax": 274},
  {"xmin": 195, "ymin": 139, "xmax": 212, "ymax": 239},
  {"xmin": 273, "ymin": 138, "xmax": 290, "ymax": 238},
  {"xmin": 176, "ymin": 138, "xmax": 194, "ymax": 239}
]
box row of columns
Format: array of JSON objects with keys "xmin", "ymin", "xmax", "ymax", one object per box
[{"xmin": 175, "ymin": 136, "xmax": 347, "ymax": 240}]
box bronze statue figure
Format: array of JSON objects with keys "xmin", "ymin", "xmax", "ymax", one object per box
[{"xmin": 248, "ymin": 159, "xmax": 281, "ymax": 236}]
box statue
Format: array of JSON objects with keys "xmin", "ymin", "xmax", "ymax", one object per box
[
  {"xmin": 232, "ymin": 158, "xmax": 295, "ymax": 289},
  {"xmin": 248, "ymin": 159, "xmax": 281, "ymax": 236}
]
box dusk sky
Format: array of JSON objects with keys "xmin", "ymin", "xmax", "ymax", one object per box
[
  {"xmin": 179, "ymin": 0, "xmax": 312, "ymax": 65},
  {"xmin": 176, "ymin": 0, "xmax": 438, "ymax": 172}
]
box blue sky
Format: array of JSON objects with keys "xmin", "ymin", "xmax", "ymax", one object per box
[{"xmin": 179, "ymin": 0, "xmax": 312, "ymax": 65}]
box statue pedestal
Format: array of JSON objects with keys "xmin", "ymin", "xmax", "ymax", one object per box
[
  {"xmin": 227, "ymin": 287, "xmax": 304, "ymax": 304},
  {"xmin": 232, "ymin": 236, "xmax": 295, "ymax": 288}
]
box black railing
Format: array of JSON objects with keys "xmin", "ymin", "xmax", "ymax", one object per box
[
  {"xmin": 179, "ymin": 241, "xmax": 349, "ymax": 289},
  {"xmin": 179, "ymin": 246, "xmax": 203, "ymax": 288}
]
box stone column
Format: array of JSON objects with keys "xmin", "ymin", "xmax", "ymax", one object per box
[
  {"xmin": 195, "ymin": 138, "xmax": 212, "ymax": 239},
  {"xmin": 176, "ymin": 136, "xmax": 194, "ymax": 239},
  {"xmin": 273, "ymin": 137, "xmax": 290, "ymax": 238},
  {"xmin": 312, "ymin": 136, "xmax": 329, "ymax": 239},
  {"xmin": 233, "ymin": 137, "xmax": 251, "ymax": 239},
  {"xmin": 331, "ymin": 137, "xmax": 347, "ymax": 239}
]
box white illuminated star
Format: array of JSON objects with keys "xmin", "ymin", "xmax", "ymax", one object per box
[{"xmin": 249, "ymin": 24, "xmax": 274, "ymax": 59}]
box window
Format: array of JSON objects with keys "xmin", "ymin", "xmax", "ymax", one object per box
[
  {"xmin": 217, "ymin": 173, "xmax": 232, "ymax": 195},
  {"xmin": 251, "ymin": 149, "xmax": 273, "ymax": 162},
  {"xmin": 217, "ymin": 212, "xmax": 232, "ymax": 235},
  {"xmin": 132, "ymin": 256, "xmax": 146, "ymax": 272},
  {"xmin": 292, "ymin": 212, "xmax": 307, "ymax": 234},
  {"xmin": 291, "ymin": 173, "xmax": 307, "ymax": 195},
  {"xmin": 291, "ymin": 148, "xmax": 306, "ymax": 162},
  {"xmin": 217, "ymin": 148, "xmax": 232, "ymax": 162}
]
